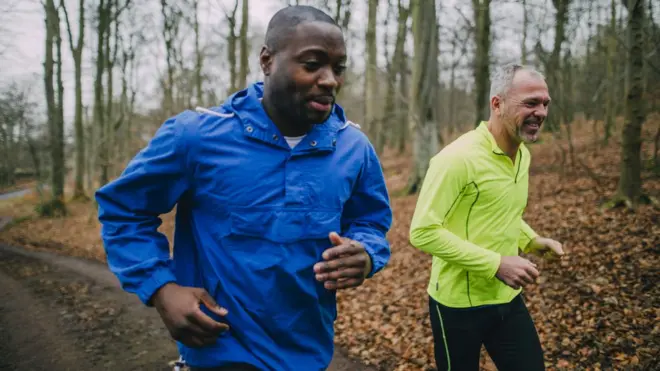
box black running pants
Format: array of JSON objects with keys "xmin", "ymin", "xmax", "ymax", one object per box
[{"xmin": 428, "ymin": 294, "xmax": 545, "ymax": 371}]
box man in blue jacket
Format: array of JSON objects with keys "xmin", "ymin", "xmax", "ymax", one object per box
[{"xmin": 95, "ymin": 5, "xmax": 392, "ymax": 371}]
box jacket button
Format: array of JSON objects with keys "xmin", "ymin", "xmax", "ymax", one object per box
[
  {"xmin": 310, "ymin": 140, "xmax": 317, "ymax": 147},
  {"xmin": 332, "ymin": 139, "xmax": 337, "ymax": 146},
  {"xmin": 273, "ymin": 134, "xmax": 279, "ymax": 141},
  {"xmin": 246, "ymin": 126, "xmax": 253, "ymax": 133}
]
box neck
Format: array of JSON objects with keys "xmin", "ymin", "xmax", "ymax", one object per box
[
  {"xmin": 261, "ymin": 94, "xmax": 311, "ymax": 137},
  {"xmin": 487, "ymin": 117, "xmax": 520, "ymax": 160}
]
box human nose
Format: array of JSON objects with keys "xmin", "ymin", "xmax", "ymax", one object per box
[
  {"xmin": 317, "ymin": 67, "xmax": 339, "ymax": 91},
  {"xmin": 535, "ymin": 105, "xmax": 548, "ymax": 119}
]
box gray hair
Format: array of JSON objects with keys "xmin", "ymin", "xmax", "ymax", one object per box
[{"xmin": 489, "ymin": 63, "xmax": 545, "ymax": 99}]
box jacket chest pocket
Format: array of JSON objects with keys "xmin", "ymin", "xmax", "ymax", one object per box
[
  {"xmin": 213, "ymin": 208, "xmax": 341, "ymax": 306},
  {"xmin": 227, "ymin": 208, "xmax": 341, "ymax": 243}
]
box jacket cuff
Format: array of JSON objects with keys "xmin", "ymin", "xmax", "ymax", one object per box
[
  {"xmin": 137, "ymin": 268, "xmax": 177, "ymax": 306},
  {"xmin": 363, "ymin": 244, "xmax": 385, "ymax": 278},
  {"xmin": 487, "ymin": 253, "xmax": 502, "ymax": 279}
]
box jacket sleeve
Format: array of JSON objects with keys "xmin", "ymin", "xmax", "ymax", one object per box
[
  {"xmin": 95, "ymin": 114, "xmax": 193, "ymax": 306},
  {"xmin": 340, "ymin": 141, "xmax": 392, "ymax": 278},
  {"xmin": 409, "ymin": 153, "xmax": 501, "ymax": 279},
  {"xmin": 518, "ymin": 219, "xmax": 539, "ymax": 253}
]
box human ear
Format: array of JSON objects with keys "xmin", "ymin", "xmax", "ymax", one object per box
[
  {"xmin": 260, "ymin": 46, "xmax": 273, "ymax": 76},
  {"xmin": 491, "ymin": 95, "xmax": 502, "ymax": 116}
]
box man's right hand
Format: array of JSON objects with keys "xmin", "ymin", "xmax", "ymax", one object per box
[
  {"xmin": 151, "ymin": 283, "xmax": 230, "ymax": 348},
  {"xmin": 496, "ymin": 256, "xmax": 539, "ymax": 290}
]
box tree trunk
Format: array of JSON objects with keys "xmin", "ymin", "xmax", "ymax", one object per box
[
  {"xmin": 547, "ymin": 0, "xmax": 570, "ymax": 132},
  {"xmin": 407, "ymin": 0, "xmax": 439, "ymax": 194},
  {"xmin": 472, "ymin": 0, "xmax": 490, "ymax": 127},
  {"xmin": 117, "ymin": 47, "xmax": 129, "ymax": 172},
  {"xmin": 55, "ymin": 2, "xmax": 65, "ymax": 201},
  {"xmin": 604, "ymin": 0, "xmax": 616, "ymax": 144},
  {"xmin": 365, "ymin": 0, "xmax": 379, "ymax": 149},
  {"xmin": 85, "ymin": 105, "xmax": 94, "ymax": 191},
  {"xmin": 226, "ymin": 1, "xmax": 239, "ymax": 96},
  {"xmin": 238, "ymin": 0, "xmax": 249, "ymax": 90},
  {"xmin": 584, "ymin": 0, "xmax": 593, "ymax": 123},
  {"xmin": 24, "ymin": 126, "xmax": 42, "ymax": 185},
  {"xmin": 161, "ymin": 0, "xmax": 176, "ymax": 114},
  {"xmin": 44, "ymin": 0, "xmax": 66, "ymax": 207},
  {"xmin": 107, "ymin": 5, "xmax": 121, "ymax": 177},
  {"xmin": 614, "ymin": 0, "xmax": 646, "ymax": 208},
  {"xmin": 448, "ymin": 39, "xmax": 457, "ymax": 132},
  {"xmin": 384, "ymin": 0, "xmax": 407, "ymax": 151},
  {"xmin": 43, "ymin": 0, "xmax": 56, "ymax": 191},
  {"xmin": 192, "ymin": 0, "xmax": 203, "ymax": 106},
  {"xmin": 396, "ymin": 58, "xmax": 409, "ymax": 154},
  {"xmin": 394, "ymin": 1, "xmax": 409, "ymax": 154},
  {"xmin": 103, "ymin": 2, "xmax": 116, "ymax": 183},
  {"xmin": 62, "ymin": 0, "xmax": 86, "ymax": 199},
  {"xmin": 521, "ymin": 0, "xmax": 528, "ymax": 65},
  {"xmin": 94, "ymin": 0, "xmax": 108, "ymax": 186}
]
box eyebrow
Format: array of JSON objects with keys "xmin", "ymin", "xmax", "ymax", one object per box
[
  {"xmin": 525, "ymin": 97, "xmax": 551, "ymax": 104},
  {"xmin": 295, "ymin": 47, "xmax": 346, "ymax": 60}
]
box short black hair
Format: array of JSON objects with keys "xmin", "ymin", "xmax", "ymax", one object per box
[{"xmin": 264, "ymin": 5, "xmax": 340, "ymax": 52}]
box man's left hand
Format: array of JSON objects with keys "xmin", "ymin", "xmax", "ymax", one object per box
[
  {"xmin": 314, "ymin": 232, "xmax": 372, "ymax": 290},
  {"xmin": 527, "ymin": 236, "xmax": 564, "ymax": 260}
]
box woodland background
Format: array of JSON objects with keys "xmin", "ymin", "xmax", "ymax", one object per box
[{"xmin": 0, "ymin": 0, "xmax": 658, "ymax": 370}]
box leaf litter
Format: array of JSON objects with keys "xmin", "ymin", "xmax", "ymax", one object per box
[{"xmin": 1, "ymin": 121, "xmax": 658, "ymax": 370}]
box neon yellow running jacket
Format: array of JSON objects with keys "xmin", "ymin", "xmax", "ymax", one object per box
[{"xmin": 409, "ymin": 121, "xmax": 538, "ymax": 308}]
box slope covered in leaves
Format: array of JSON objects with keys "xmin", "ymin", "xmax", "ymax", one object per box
[{"xmin": 0, "ymin": 120, "xmax": 658, "ymax": 370}]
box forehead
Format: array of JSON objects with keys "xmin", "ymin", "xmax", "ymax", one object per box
[
  {"xmin": 510, "ymin": 71, "xmax": 550, "ymax": 101},
  {"xmin": 286, "ymin": 21, "xmax": 346, "ymax": 56}
]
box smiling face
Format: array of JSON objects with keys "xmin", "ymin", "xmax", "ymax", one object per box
[
  {"xmin": 260, "ymin": 21, "xmax": 347, "ymax": 128},
  {"xmin": 492, "ymin": 70, "xmax": 551, "ymax": 144}
]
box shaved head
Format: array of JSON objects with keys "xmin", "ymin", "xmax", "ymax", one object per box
[{"xmin": 264, "ymin": 5, "xmax": 340, "ymax": 53}]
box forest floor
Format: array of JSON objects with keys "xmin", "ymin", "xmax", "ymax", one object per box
[{"xmin": 0, "ymin": 118, "xmax": 658, "ymax": 370}]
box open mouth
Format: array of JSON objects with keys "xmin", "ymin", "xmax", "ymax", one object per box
[{"xmin": 523, "ymin": 118, "xmax": 542, "ymax": 131}]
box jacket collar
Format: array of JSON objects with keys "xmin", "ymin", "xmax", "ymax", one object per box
[
  {"xmin": 476, "ymin": 120, "xmax": 525, "ymax": 156},
  {"xmin": 223, "ymin": 82, "xmax": 346, "ymax": 153}
]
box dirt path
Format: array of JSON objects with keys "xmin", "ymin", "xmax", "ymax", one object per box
[{"xmin": 0, "ymin": 244, "xmax": 376, "ymax": 371}]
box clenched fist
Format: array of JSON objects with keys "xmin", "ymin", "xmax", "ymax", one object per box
[
  {"xmin": 151, "ymin": 283, "xmax": 229, "ymax": 348},
  {"xmin": 496, "ymin": 256, "xmax": 539, "ymax": 290}
]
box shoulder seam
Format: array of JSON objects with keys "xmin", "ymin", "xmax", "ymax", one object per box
[
  {"xmin": 339, "ymin": 120, "xmax": 361, "ymax": 131},
  {"xmin": 195, "ymin": 106, "xmax": 234, "ymax": 118}
]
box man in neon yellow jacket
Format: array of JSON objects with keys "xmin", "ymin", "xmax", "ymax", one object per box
[{"xmin": 409, "ymin": 63, "xmax": 564, "ymax": 371}]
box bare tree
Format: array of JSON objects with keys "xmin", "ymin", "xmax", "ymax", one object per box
[
  {"xmin": 42, "ymin": 0, "xmax": 66, "ymax": 214},
  {"xmin": 0, "ymin": 83, "xmax": 43, "ymax": 187},
  {"xmin": 547, "ymin": 0, "xmax": 570, "ymax": 132},
  {"xmin": 225, "ymin": 1, "xmax": 240, "ymax": 95},
  {"xmin": 191, "ymin": 0, "xmax": 204, "ymax": 106},
  {"xmin": 609, "ymin": 0, "xmax": 649, "ymax": 209},
  {"xmin": 604, "ymin": 0, "xmax": 617, "ymax": 144},
  {"xmin": 521, "ymin": 0, "xmax": 528, "ymax": 65},
  {"xmin": 93, "ymin": 0, "xmax": 109, "ymax": 186},
  {"xmin": 384, "ymin": 0, "xmax": 409, "ymax": 154},
  {"xmin": 62, "ymin": 0, "xmax": 87, "ymax": 200},
  {"xmin": 407, "ymin": 0, "xmax": 439, "ymax": 194},
  {"xmin": 365, "ymin": 0, "xmax": 380, "ymax": 150},
  {"xmin": 334, "ymin": 0, "xmax": 352, "ymax": 28},
  {"xmin": 161, "ymin": 0, "xmax": 183, "ymax": 116},
  {"xmin": 238, "ymin": 0, "xmax": 249, "ymax": 90},
  {"xmin": 472, "ymin": 0, "xmax": 490, "ymax": 126}
]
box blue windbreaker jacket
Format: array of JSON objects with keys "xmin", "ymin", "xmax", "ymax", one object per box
[{"xmin": 95, "ymin": 82, "xmax": 392, "ymax": 370}]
